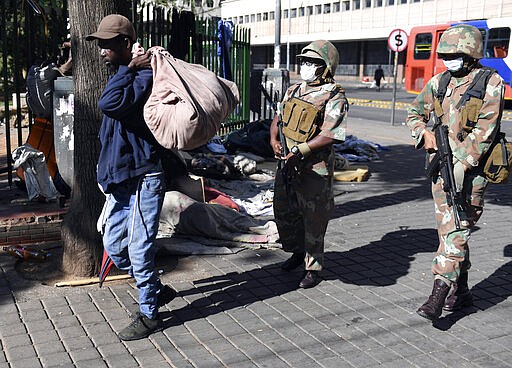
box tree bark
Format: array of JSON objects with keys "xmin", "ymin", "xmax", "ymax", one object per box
[{"xmin": 62, "ymin": 0, "xmax": 130, "ymax": 276}]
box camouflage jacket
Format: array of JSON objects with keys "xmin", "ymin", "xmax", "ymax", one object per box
[
  {"xmin": 407, "ymin": 68, "xmax": 504, "ymax": 170},
  {"xmin": 278, "ymin": 81, "xmax": 348, "ymax": 175}
]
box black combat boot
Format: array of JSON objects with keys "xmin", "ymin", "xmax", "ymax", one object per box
[
  {"xmin": 416, "ymin": 278, "xmax": 451, "ymax": 321},
  {"xmin": 299, "ymin": 270, "xmax": 322, "ymax": 288},
  {"xmin": 281, "ymin": 252, "xmax": 305, "ymax": 271},
  {"xmin": 443, "ymin": 272, "xmax": 473, "ymax": 311}
]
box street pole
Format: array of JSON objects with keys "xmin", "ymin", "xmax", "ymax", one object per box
[
  {"xmin": 286, "ymin": 0, "xmax": 290, "ymax": 71},
  {"xmin": 390, "ymin": 50, "xmax": 398, "ymax": 126},
  {"xmin": 274, "ymin": 0, "xmax": 281, "ymax": 69}
]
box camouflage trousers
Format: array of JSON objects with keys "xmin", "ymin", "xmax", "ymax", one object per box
[
  {"xmin": 431, "ymin": 173, "xmax": 488, "ymax": 282},
  {"xmin": 273, "ymin": 167, "xmax": 334, "ymax": 271}
]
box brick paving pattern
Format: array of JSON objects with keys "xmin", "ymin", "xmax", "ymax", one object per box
[{"xmin": 0, "ymin": 118, "xmax": 511, "ymax": 367}]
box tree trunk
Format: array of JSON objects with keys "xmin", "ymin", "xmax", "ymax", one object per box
[{"xmin": 62, "ymin": 0, "xmax": 130, "ymax": 276}]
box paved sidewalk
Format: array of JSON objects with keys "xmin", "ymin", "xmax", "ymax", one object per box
[{"xmin": 1, "ymin": 118, "xmax": 511, "ymax": 368}]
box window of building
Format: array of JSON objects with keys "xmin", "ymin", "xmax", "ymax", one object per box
[
  {"xmin": 283, "ymin": 9, "xmax": 289, "ymax": 18},
  {"xmin": 333, "ymin": 2, "xmax": 341, "ymax": 12},
  {"xmin": 263, "ymin": 12, "xmax": 268, "ymax": 21},
  {"xmin": 315, "ymin": 5, "xmax": 322, "ymax": 14},
  {"xmin": 270, "ymin": 11, "xmax": 275, "ymax": 20},
  {"xmin": 342, "ymin": 1, "xmax": 350, "ymax": 10},
  {"xmin": 307, "ymin": 6, "xmax": 314, "ymax": 15},
  {"xmin": 375, "ymin": 0, "xmax": 383, "ymax": 6},
  {"xmin": 388, "ymin": 0, "xmax": 394, "ymax": 4},
  {"xmin": 299, "ymin": 7, "xmax": 305, "ymax": 16},
  {"xmin": 238, "ymin": 16, "xmax": 243, "ymax": 23},
  {"xmin": 400, "ymin": 0, "xmax": 407, "ymax": 3},
  {"xmin": 414, "ymin": 33, "xmax": 432, "ymax": 60},
  {"xmin": 411, "ymin": 0, "xmax": 420, "ymax": 2},
  {"xmin": 365, "ymin": 0, "xmax": 371, "ymax": 7},
  {"xmin": 291, "ymin": 8, "xmax": 297, "ymax": 18},
  {"xmin": 324, "ymin": 4, "xmax": 331, "ymax": 13},
  {"xmin": 251, "ymin": 14, "xmax": 255, "ymax": 22},
  {"xmin": 257, "ymin": 13, "xmax": 262, "ymax": 21},
  {"xmin": 244, "ymin": 15, "xmax": 249, "ymax": 23},
  {"xmin": 485, "ymin": 27, "xmax": 510, "ymax": 58},
  {"xmin": 353, "ymin": 0, "xmax": 361, "ymax": 9}
]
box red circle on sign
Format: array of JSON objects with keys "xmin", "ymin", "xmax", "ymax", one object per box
[{"xmin": 388, "ymin": 29, "xmax": 408, "ymax": 52}]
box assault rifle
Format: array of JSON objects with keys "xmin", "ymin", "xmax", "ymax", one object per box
[
  {"xmin": 425, "ymin": 122, "xmax": 463, "ymax": 229},
  {"xmin": 260, "ymin": 85, "xmax": 293, "ymax": 208}
]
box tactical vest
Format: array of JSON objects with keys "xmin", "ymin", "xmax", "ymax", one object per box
[
  {"xmin": 281, "ymin": 84, "xmax": 343, "ymax": 143},
  {"xmin": 434, "ymin": 67, "xmax": 511, "ymax": 184}
]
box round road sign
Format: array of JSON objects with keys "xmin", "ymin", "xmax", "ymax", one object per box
[{"xmin": 388, "ymin": 29, "xmax": 408, "ymax": 52}]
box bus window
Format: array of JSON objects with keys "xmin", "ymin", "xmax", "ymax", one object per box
[
  {"xmin": 414, "ymin": 33, "xmax": 432, "ymax": 60},
  {"xmin": 485, "ymin": 27, "xmax": 510, "ymax": 59}
]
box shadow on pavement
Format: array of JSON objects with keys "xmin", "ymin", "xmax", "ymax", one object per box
[
  {"xmin": 333, "ymin": 143, "xmax": 512, "ymax": 222},
  {"xmin": 157, "ymin": 228, "xmax": 438, "ymax": 329}
]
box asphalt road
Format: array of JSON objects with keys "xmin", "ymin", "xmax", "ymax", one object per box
[{"xmin": 343, "ymin": 85, "xmax": 512, "ymax": 138}]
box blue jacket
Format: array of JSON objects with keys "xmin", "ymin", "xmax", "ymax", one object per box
[{"xmin": 97, "ymin": 65, "xmax": 160, "ymax": 193}]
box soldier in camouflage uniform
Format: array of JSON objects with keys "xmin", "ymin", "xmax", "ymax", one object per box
[
  {"xmin": 270, "ymin": 40, "xmax": 348, "ymax": 289},
  {"xmin": 407, "ymin": 24, "xmax": 505, "ymax": 321}
]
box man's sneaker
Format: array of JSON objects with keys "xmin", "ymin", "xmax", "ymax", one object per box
[
  {"xmin": 157, "ymin": 284, "xmax": 177, "ymax": 307},
  {"xmin": 118, "ymin": 312, "xmax": 163, "ymax": 341}
]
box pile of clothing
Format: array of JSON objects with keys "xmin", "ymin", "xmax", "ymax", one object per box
[{"xmin": 333, "ymin": 135, "xmax": 386, "ymax": 162}]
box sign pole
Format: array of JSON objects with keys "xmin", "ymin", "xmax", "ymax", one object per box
[
  {"xmin": 391, "ymin": 50, "xmax": 398, "ymax": 126},
  {"xmin": 387, "ymin": 28, "xmax": 408, "ymax": 126}
]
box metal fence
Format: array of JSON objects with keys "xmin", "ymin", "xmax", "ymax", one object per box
[
  {"xmin": 0, "ymin": 0, "xmax": 68, "ymax": 185},
  {"xmin": 0, "ymin": 1, "xmax": 251, "ymax": 186}
]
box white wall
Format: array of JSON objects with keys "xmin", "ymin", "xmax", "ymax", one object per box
[{"xmin": 221, "ymin": 0, "xmax": 512, "ymax": 45}]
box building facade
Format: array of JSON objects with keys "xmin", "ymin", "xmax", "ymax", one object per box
[{"xmin": 220, "ymin": 0, "xmax": 512, "ymax": 83}]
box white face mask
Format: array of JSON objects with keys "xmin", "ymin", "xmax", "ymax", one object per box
[
  {"xmin": 443, "ymin": 57, "xmax": 464, "ymax": 72},
  {"xmin": 300, "ymin": 64, "xmax": 318, "ymax": 82}
]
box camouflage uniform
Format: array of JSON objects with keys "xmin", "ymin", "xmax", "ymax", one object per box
[
  {"xmin": 407, "ymin": 26, "xmax": 505, "ymax": 283},
  {"xmin": 274, "ymin": 42, "xmax": 348, "ymax": 271}
]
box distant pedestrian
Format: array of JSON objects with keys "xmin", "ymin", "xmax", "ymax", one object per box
[
  {"xmin": 270, "ymin": 40, "xmax": 348, "ymax": 289},
  {"xmin": 86, "ymin": 14, "xmax": 176, "ymax": 341},
  {"xmin": 374, "ymin": 65, "xmax": 385, "ymax": 91},
  {"xmin": 407, "ymin": 24, "xmax": 505, "ymax": 321}
]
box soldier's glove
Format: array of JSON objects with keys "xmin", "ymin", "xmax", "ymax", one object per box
[{"xmin": 453, "ymin": 160, "xmax": 465, "ymax": 193}]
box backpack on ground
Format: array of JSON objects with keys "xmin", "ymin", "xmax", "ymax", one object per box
[
  {"xmin": 435, "ymin": 67, "xmax": 511, "ymax": 184},
  {"xmin": 144, "ymin": 46, "xmax": 240, "ymax": 150}
]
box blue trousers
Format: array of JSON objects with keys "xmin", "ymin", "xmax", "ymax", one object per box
[{"xmin": 103, "ymin": 172, "xmax": 165, "ymax": 319}]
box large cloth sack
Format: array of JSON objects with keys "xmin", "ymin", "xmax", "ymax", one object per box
[{"xmin": 144, "ymin": 46, "xmax": 240, "ymax": 150}]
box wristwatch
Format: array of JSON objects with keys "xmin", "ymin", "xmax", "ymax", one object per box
[{"xmin": 290, "ymin": 145, "xmax": 303, "ymax": 159}]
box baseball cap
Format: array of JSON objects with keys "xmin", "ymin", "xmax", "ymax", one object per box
[{"xmin": 86, "ymin": 14, "xmax": 136, "ymax": 41}]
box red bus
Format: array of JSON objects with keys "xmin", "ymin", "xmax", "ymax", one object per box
[{"xmin": 405, "ymin": 18, "xmax": 512, "ymax": 100}]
